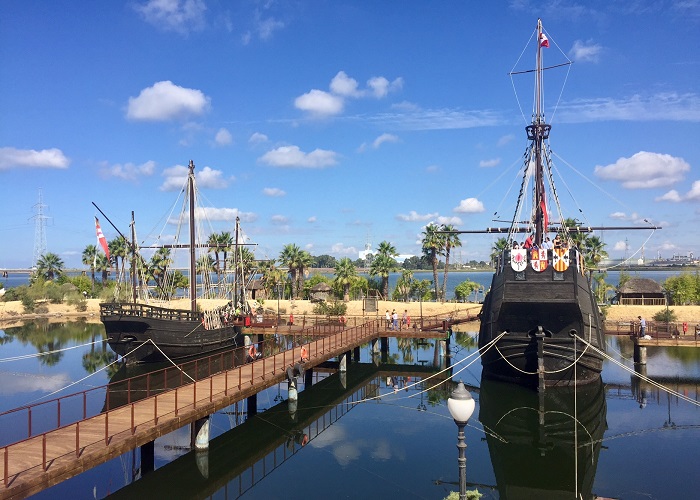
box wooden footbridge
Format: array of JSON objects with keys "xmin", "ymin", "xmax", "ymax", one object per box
[{"xmin": 0, "ymin": 311, "xmax": 467, "ymax": 499}]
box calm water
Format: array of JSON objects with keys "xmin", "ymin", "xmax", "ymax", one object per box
[{"xmin": 1, "ymin": 318, "xmax": 699, "ymax": 499}]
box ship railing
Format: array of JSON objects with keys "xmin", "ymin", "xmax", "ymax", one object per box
[{"xmin": 99, "ymin": 302, "xmax": 201, "ymax": 322}]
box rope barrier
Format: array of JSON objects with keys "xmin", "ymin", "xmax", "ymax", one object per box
[{"xmin": 0, "ymin": 339, "xmax": 104, "ymax": 363}]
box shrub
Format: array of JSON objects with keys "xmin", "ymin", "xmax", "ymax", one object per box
[
  {"xmin": 313, "ymin": 300, "xmax": 347, "ymax": 316},
  {"xmin": 652, "ymin": 308, "xmax": 677, "ymax": 323},
  {"xmin": 21, "ymin": 295, "xmax": 35, "ymax": 313}
]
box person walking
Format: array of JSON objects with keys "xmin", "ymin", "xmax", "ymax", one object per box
[
  {"xmin": 392, "ymin": 310, "xmax": 399, "ymax": 331},
  {"xmin": 638, "ymin": 315, "xmax": 646, "ymax": 338}
]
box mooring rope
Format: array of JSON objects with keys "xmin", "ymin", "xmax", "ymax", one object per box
[
  {"xmin": 0, "ymin": 339, "xmax": 104, "ymax": 363},
  {"xmin": 572, "ymin": 333, "xmax": 700, "ymax": 407}
]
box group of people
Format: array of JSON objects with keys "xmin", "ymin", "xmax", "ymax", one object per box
[
  {"xmin": 511, "ymin": 233, "xmax": 568, "ymax": 250},
  {"xmin": 385, "ymin": 309, "xmax": 410, "ymax": 331}
]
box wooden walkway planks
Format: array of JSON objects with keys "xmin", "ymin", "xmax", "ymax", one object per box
[{"xmin": 0, "ymin": 324, "xmax": 382, "ymax": 500}]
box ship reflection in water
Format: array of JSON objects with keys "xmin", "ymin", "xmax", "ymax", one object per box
[{"xmin": 479, "ymin": 378, "xmax": 607, "ymax": 499}]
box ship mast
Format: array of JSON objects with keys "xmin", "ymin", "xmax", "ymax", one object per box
[
  {"xmin": 188, "ymin": 160, "xmax": 197, "ymax": 313},
  {"xmin": 527, "ymin": 18, "xmax": 551, "ymax": 247}
]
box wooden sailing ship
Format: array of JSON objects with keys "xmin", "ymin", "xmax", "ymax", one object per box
[
  {"xmin": 466, "ymin": 20, "xmax": 659, "ymax": 389},
  {"xmin": 100, "ymin": 160, "xmax": 250, "ymax": 362}
]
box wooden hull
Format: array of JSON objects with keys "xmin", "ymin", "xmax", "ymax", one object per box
[
  {"xmin": 101, "ymin": 303, "xmax": 246, "ymax": 362},
  {"xmin": 478, "ymin": 249, "xmax": 605, "ymax": 388}
]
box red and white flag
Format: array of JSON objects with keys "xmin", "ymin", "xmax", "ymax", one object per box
[
  {"xmin": 95, "ymin": 217, "xmax": 110, "ymax": 261},
  {"xmin": 539, "ymin": 32, "xmax": 550, "ymax": 48}
]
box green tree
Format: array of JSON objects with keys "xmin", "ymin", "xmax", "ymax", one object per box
[
  {"xmin": 108, "ymin": 236, "xmax": 128, "ymax": 277},
  {"xmin": 82, "ymin": 244, "xmax": 98, "ymax": 288},
  {"xmin": 454, "ymin": 280, "xmax": 480, "ymax": 302},
  {"xmin": 207, "ymin": 233, "xmax": 223, "ymax": 277},
  {"xmin": 334, "ymin": 257, "xmax": 357, "ymax": 302},
  {"xmin": 441, "ymin": 224, "xmax": 462, "ymax": 301},
  {"xmin": 393, "ymin": 269, "xmax": 414, "ymax": 302},
  {"xmin": 490, "ymin": 237, "xmax": 510, "ymax": 267},
  {"xmin": 35, "ymin": 252, "xmax": 65, "ymax": 281},
  {"xmin": 421, "ymin": 223, "xmax": 444, "ymax": 301},
  {"xmin": 369, "ymin": 254, "xmax": 399, "ymax": 299}
]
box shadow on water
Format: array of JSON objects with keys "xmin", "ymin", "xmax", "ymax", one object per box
[
  {"xmin": 478, "ymin": 378, "xmax": 607, "ymax": 499},
  {"xmin": 106, "ymin": 361, "xmax": 446, "ymax": 499}
]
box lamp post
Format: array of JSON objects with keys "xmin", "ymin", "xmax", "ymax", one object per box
[{"xmin": 447, "ymin": 380, "xmax": 475, "ymax": 500}]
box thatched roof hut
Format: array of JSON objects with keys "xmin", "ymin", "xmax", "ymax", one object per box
[{"xmin": 617, "ymin": 278, "xmax": 666, "ymax": 306}]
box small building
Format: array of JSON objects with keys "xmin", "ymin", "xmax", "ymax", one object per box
[{"xmin": 617, "ymin": 278, "xmax": 666, "ymax": 306}]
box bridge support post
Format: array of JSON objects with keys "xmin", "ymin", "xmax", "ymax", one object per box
[
  {"xmin": 140, "ymin": 440, "xmax": 155, "ymax": 475},
  {"xmin": 339, "ymin": 352, "xmax": 348, "ymax": 372},
  {"xmin": 305, "ymin": 367, "xmax": 313, "ymax": 387},
  {"xmin": 247, "ymin": 394, "xmax": 258, "ymax": 416},
  {"xmin": 371, "ymin": 338, "xmax": 379, "ymax": 356},
  {"xmin": 380, "ymin": 337, "xmax": 388, "ymax": 354},
  {"xmin": 288, "ymin": 377, "xmax": 298, "ymax": 402},
  {"xmin": 353, "ymin": 346, "xmax": 361, "ymax": 362},
  {"xmin": 192, "ymin": 416, "xmax": 210, "ymax": 450},
  {"xmin": 634, "ymin": 343, "xmax": 647, "ymax": 364}
]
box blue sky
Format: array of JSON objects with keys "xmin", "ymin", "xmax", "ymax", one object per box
[{"xmin": 1, "ymin": 0, "xmax": 699, "ymax": 270}]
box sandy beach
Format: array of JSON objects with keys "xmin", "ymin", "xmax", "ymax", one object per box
[{"xmin": 1, "ymin": 298, "xmax": 699, "ymax": 327}]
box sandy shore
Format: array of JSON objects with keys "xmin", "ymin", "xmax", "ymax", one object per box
[{"xmin": 1, "ymin": 298, "xmax": 699, "ymax": 327}]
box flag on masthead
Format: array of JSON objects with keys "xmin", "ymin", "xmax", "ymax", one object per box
[{"xmin": 95, "ymin": 217, "xmax": 110, "ymax": 261}]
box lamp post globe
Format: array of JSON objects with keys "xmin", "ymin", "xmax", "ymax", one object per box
[{"xmin": 447, "ymin": 381, "xmax": 475, "ymax": 500}]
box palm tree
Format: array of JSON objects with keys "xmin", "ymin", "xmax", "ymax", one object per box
[
  {"xmin": 369, "ymin": 253, "xmax": 399, "ymax": 298},
  {"xmin": 196, "ymin": 254, "xmax": 215, "ymax": 290},
  {"xmin": 149, "ymin": 247, "xmax": 173, "ymax": 291},
  {"xmin": 82, "ymin": 245, "xmax": 98, "ymax": 287},
  {"xmin": 296, "ymin": 250, "xmax": 314, "ymax": 298},
  {"xmin": 394, "ymin": 269, "xmax": 414, "ymax": 302},
  {"xmin": 441, "ymin": 224, "xmax": 462, "ymax": 302},
  {"xmin": 421, "ymin": 223, "xmax": 444, "ymax": 301},
  {"xmin": 95, "ymin": 254, "xmax": 110, "ymax": 284},
  {"xmin": 377, "ymin": 241, "xmax": 398, "ymax": 259},
  {"xmin": 583, "ymin": 235, "xmax": 608, "ymax": 284},
  {"xmin": 218, "ymin": 231, "xmax": 234, "ymax": 276},
  {"xmin": 334, "ymin": 257, "xmax": 357, "ymax": 302},
  {"xmin": 279, "ymin": 244, "xmax": 302, "ymax": 298},
  {"xmin": 562, "ymin": 218, "xmax": 586, "ymax": 249},
  {"xmin": 108, "ymin": 236, "xmax": 128, "ymax": 277},
  {"xmin": 490, "ymin": 237, "xmax": 510, "ymax": 267},
  {"xmin": 207, "ymin": 233, "xmax": 222, "ymax": 277},
  {"xmin": 36, "ymin": 252, "xmax": 65, "ymax": 281}
]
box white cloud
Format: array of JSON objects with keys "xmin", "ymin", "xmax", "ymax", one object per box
[
  {"xmin": 196, "ymin": 207, "xmax": 257, "ymax": 223},
  {"xmin": 656, "ymin": 190, "xmax": 682, "ymax": 202},
  {"xmin": 160, "ymin": 164, "xmax": 229, "ymax": 191},
  {"xmin": 367, "ymin": 76, "xmax": 403, "ymax": 98},
  {"xmin": 454, "ymin": 198, "xmax": 485, "ymax": 213},
  {"xmin": 133, "ymin": 0, "xmax": 207, "ymax": 35},
  {"xmin": 214, "ymin": 128, "xmax": 233, "ymax": 146},
  {"xmin": 436, "ymin": 215, "xmax": 463, "ymax": 225},
  {"xmin": 257, "ymin": 17, "xmax": 284, "ymax": 40},
  {"xmin": 557, "ymin": 92, "xmax": 700, "ymax": 123},
  {"xmin": 296, "ymin": 71, "xmax": 403, "ymax": 118},
  {"xmin": 262, "ymin": 187, "xmax": 286, "ymax": 197},
  {"xmin": 126, "ymin": 81, "xmax": 210, "ymax": 121},
  {"xmin": 271, "ymin": 214, "xmax": 289, "ymax": 224},
  {"xmin": 594, "ymin": 151, "xmax": 690, "ymax": 189},
  {"xmin": 308, "ymin": 216, "xmax": 317, "ymax": 223},
  {"xmin": 426, "ymin": 165, "xmax": 440, "ymax": 173},
  {"xmin": 497, "ymin": 134, "xmax": 515, "ymax": 147},
  {"xmin": 613, "ymin": 240, "xmax": 628, "ymax": 251},
  {"xmin": 396, "ymin": 211, "xmax": 438, "ymax": 222},
  {"xmin": 249, "ymin": 132, "xmax": 269, "ymax": 144},
  {"xmin": 330, "ymin": 71, "xmax": 361, "ymax": 97},
  {"xmin": 373, "ymin": 133, "xmax": 399, "ymax": 149},
  {"xmin": 0, "ymin": 147, "xmax": 69, "ymax": 170},
  {"xmin": 330, "ymin": 243, "xmax": 357, "ymax": 256},
  {"xmin": 685, "ymin": 181, "xmax": 700, "ymax": 201},
  {"xmin": 569, "ymin": 40, "xmax": 602, "ymax": 63},
  {"xmin": 258, "ymin": 145, "xmax": 338, "ymax": 168},
  {"xmin": 479, "ymin": 158, "xmax": 500, "ymax": 168},
  {"xmin": 294, "ymin": 89, "xmax": 344, "ymax": 117},
  {"xmin": 100, "ymin": 160, "xmax": 156, "ymax": 180}
]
